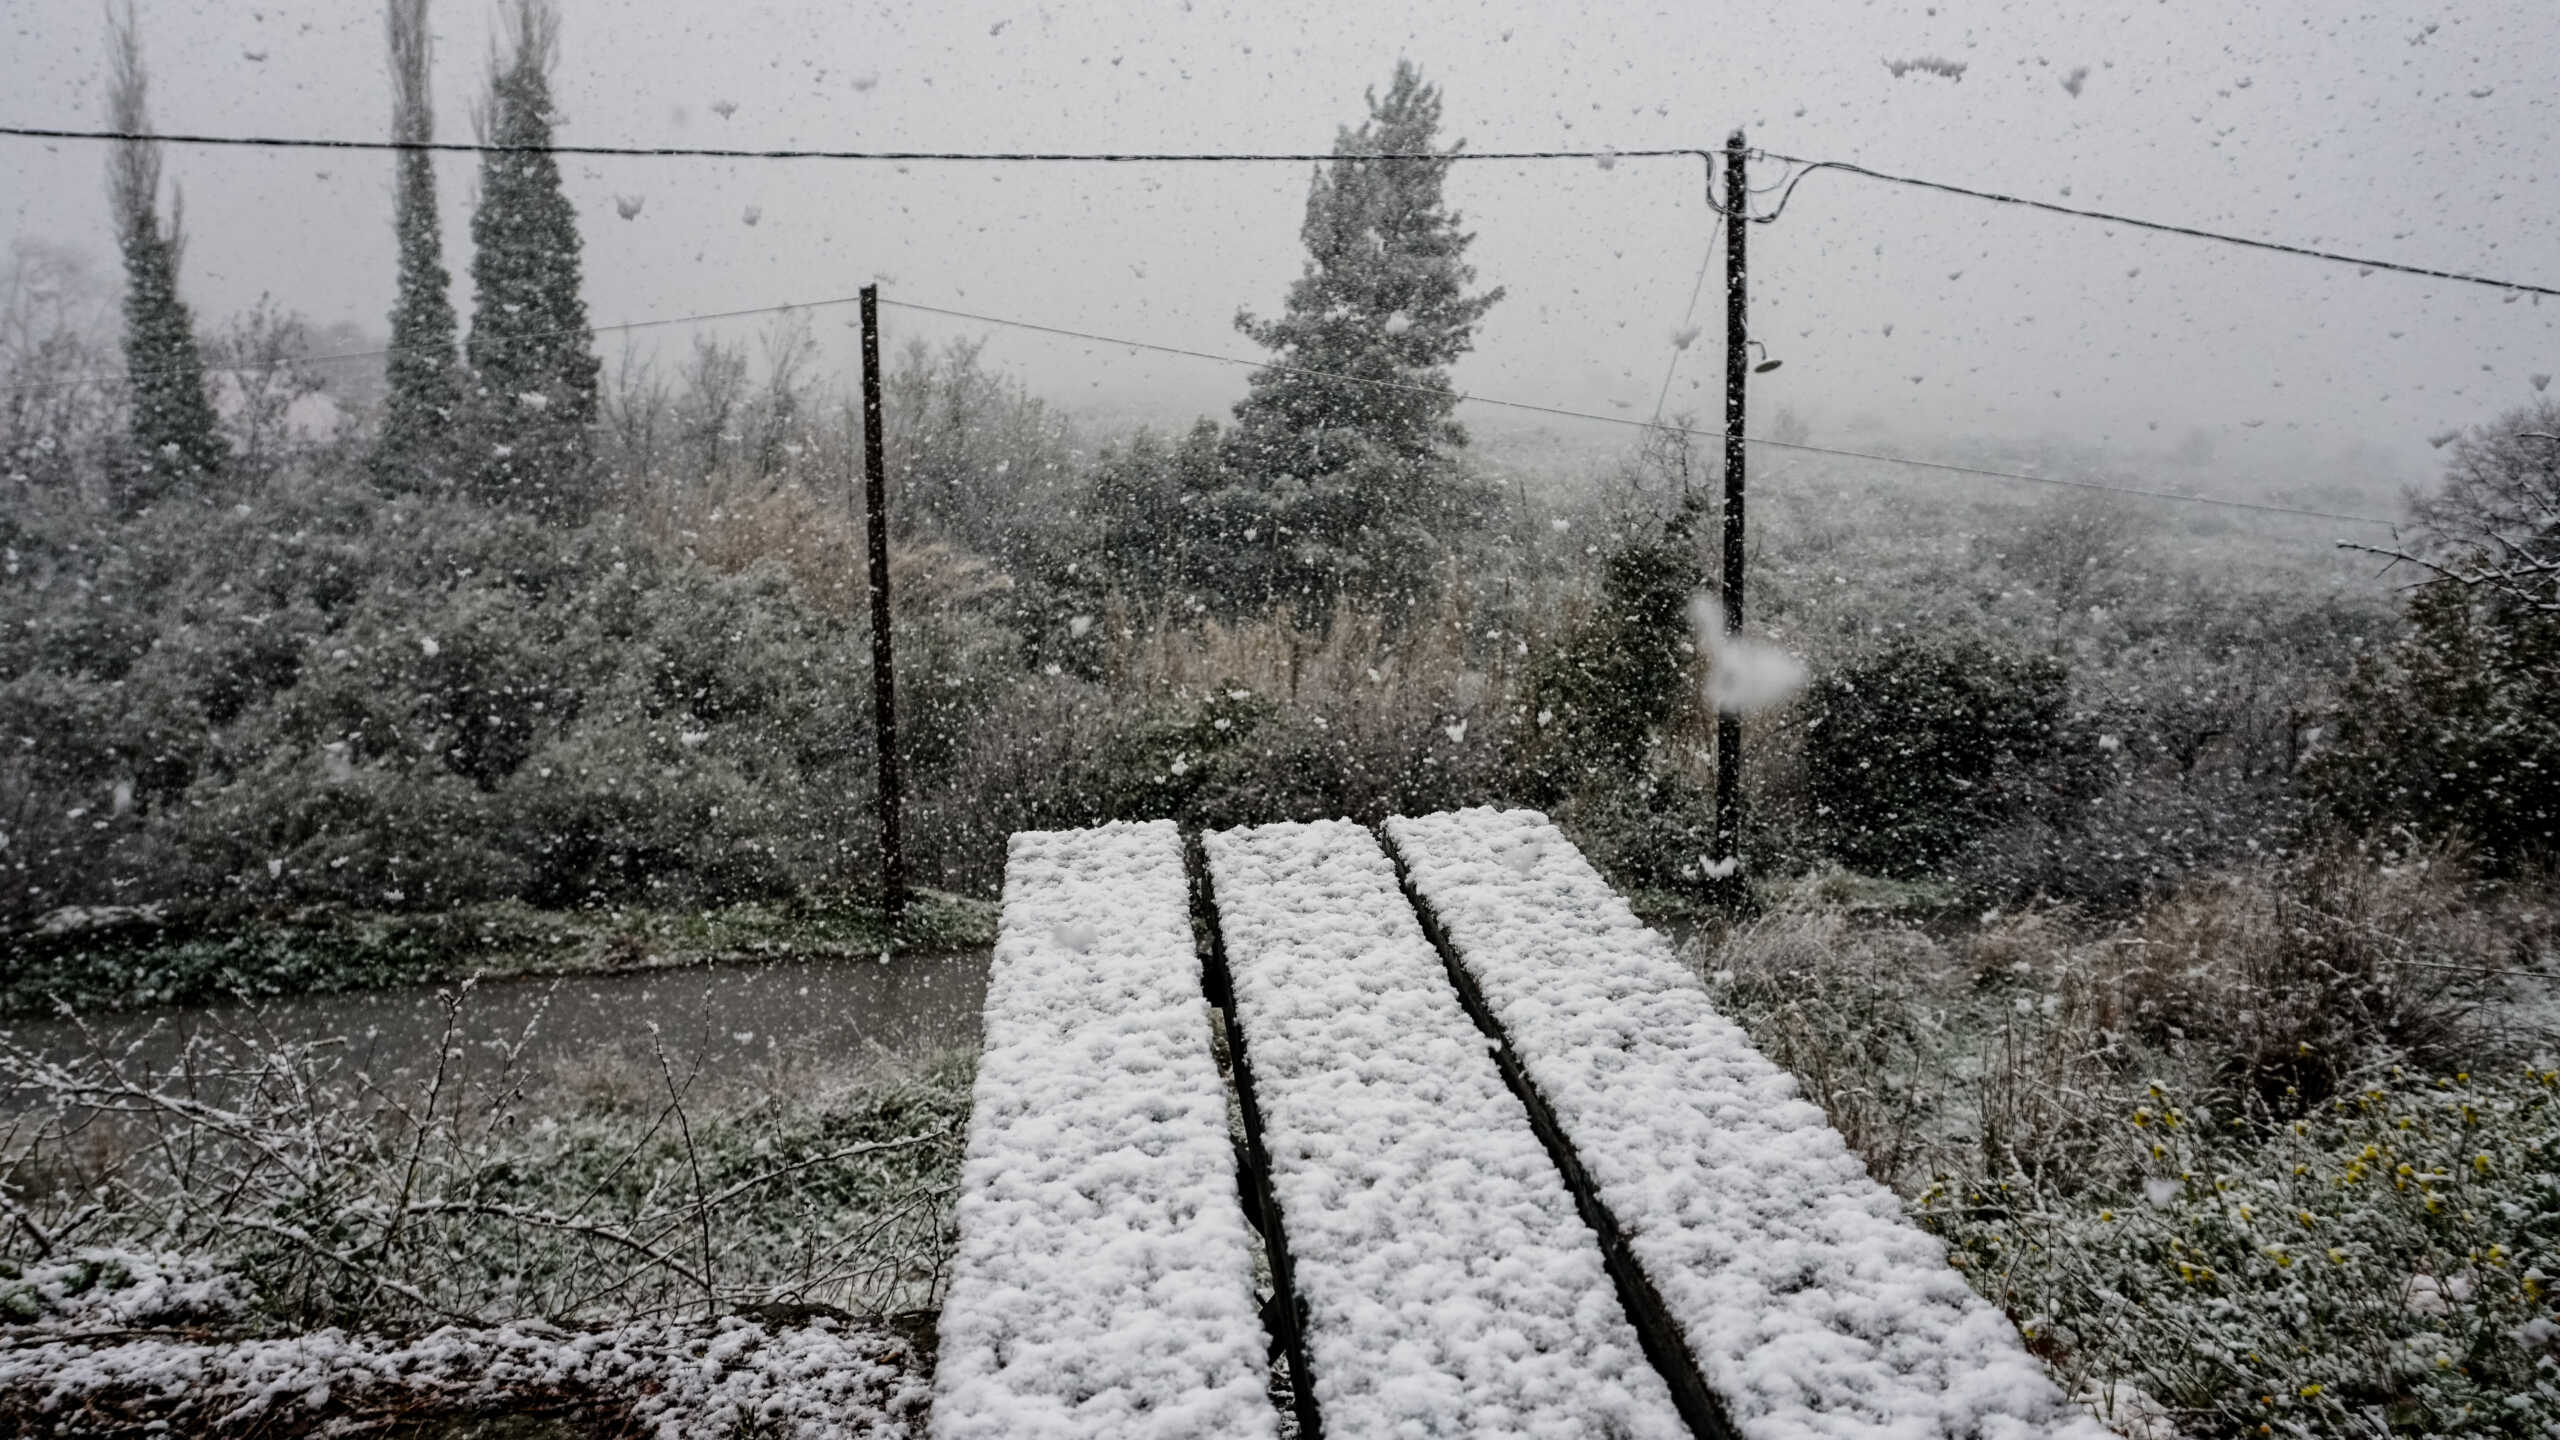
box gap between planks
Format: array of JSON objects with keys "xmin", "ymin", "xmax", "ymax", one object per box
[{"xmin": 1375, "ymin": 823, "xmax": 1740, "ymax": 1440}]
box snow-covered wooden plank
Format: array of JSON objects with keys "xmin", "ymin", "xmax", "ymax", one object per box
[
  {"xmin": 1202, "ymin": 819, "xmax": 1685, "ymax": 1440},
  {"xmin": 932, "ymin": 821, "xmax": 1276, "ymax": 1440},
  {"xmin": 1383, "ymin": 808, "xmax": 2111, "ymax": 1440}
]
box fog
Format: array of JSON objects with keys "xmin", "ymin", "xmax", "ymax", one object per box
[{"xmin": 5, "ymin": 0, "xmax": 2557, "ymax": 498}]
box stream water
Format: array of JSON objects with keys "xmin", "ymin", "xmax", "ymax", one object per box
[{"xmin": 1, "ymin": 949, "xmax": 993, "ymax": 1098}]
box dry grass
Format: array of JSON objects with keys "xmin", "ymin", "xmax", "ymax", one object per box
[{"xmin": 1699, "ymin": 847, "xmax": 2553, "ymax": 1200}]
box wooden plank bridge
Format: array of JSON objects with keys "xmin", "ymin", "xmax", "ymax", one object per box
[{"xmin": 929, "ymin": 809, "xmax": 2111, "ymax": 1440}]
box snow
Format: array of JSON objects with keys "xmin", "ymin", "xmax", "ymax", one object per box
[
  {"xmin": 0, "ymin": 1312, "xmax": 930, "ymax": 1438},
  {"xmin": 0, "ymin": 1250, "xmax": 249, "ymax": 1330},
  {"xmin": 932, "ymin": 821, "xmax": 1276, "ymax": 1440},
  {"xmin": 1383, "ymin": 808, "xmax": 2113, "ymax": 1440},
  {"xmin": 1202, "ymin": 819, "xmax": 1685, "ymax": 1440}
]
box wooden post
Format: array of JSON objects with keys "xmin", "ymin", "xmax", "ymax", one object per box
[
  {"xmin": 1714, "ymin": 131, "xmax": 1748, "ymax": 866},
  {"xmin": 860, "ymin": 285, "xmax": 906, "ymax": 928}
]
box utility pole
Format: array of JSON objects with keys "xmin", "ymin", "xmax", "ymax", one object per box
[
  {"xmin": 859, "ymin": 285, "xmax": 906, "ymax": 929},
  {"xmin": 1713, "ymin": 131, "xmax": 1748, "ymax": 867}
]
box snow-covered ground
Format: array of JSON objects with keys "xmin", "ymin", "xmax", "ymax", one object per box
[
  {"xmin": 1385, "ymin": 807, "xmax": 2113, "ymax": 1440},
  {"xmin": 1204, "ymin": 818, "xmax": 1686, "ymax": 1440},
  {"xmin": 931, "ymin": 821, "xmax": 1276, "ymax": 1440},
  {"xmin": 0, "ymin": 1252, "xmax": 930, "ymax": 1439}
]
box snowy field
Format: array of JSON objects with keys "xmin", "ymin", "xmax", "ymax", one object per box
[{"xmin": 1387, "ymin": 808, "xmax": 2113, "ymax": 1440}]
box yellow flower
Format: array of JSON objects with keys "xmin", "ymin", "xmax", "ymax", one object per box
[
  {"xmin": 2474, "ymin": 1153, "xmax": 2492, "ymax": 1174},
  {"xmin": 2299, "ymin": 1384, "xmax": 2325, "ymax": 1398}
]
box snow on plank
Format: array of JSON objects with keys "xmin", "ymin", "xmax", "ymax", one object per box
[
  {"xmin": 1202, "ymin": 819, "xmax": 1685, "ymax": 1440},
  {"xmin": 1383, "ymin": 808, "xmax": 2111, "ymax": 1440},
  {"xmin": 932, "ymin": 821, "xmax": 1276, "ymax": 1440}
]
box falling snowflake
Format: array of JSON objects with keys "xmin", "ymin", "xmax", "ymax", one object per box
[{"xmin": 1882, "ymin": 56, "xmax": 1967, "ymax": 82}]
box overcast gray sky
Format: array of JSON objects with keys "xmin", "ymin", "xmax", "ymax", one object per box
[{"xmin": 5, "ymin": 0, "xmax": 2556, "ymax": 494}]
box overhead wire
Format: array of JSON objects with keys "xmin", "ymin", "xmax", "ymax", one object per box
[
  {"xmin": 0, "ymin": 124, "xmax": 1706, "ymax": 166},
  {"xmin": 1748, "ymin": 148, "xmax": 2560, "ymax": 298},
  {"xmin": 877, "ymin": 297, "xmax": 2400, "ymax": 527},
  {"xmin": 14, "ymin": 277, "xmax": 2404, "ymax": 528},
  {"xmin": 0, "ymin": 119, "xmax": 2478, "ymax": 525},
  {"xmin": 2, "ymin": 122, "xmax": 2547, "ymax": 293},
  {"xmin": 1650, "ymin": 152, "xmax": 1725, "ymax": 427},
  {"xmin": 27, "ymin": 292, "xmax": 875, "ymax": 390}
]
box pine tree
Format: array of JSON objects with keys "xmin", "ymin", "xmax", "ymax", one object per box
[
  {"xmin": 106, "ymin": 4, "xmax": 224, "ymax": 505},
  {"xmin": 1228, "ymin": 59, "xmax": 1502, "ymax": 618},
  {"xmin": 466, "ymin": 0, "xmax": 599, "ymax": 521},
  {"xmin": 373, "ymin": 0, "xmax": 463, "ymax": 492}
]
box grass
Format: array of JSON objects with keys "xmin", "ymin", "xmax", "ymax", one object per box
[
  {"xmin": 0, "ymin": 888, "xmax": 998, "ymax": 1020},
  {"xmin": 1691, "ymin": 849, "xmax": 2560, "ymax": 1439}
]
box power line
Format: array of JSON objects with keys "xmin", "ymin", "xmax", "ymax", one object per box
[
  {"xmin": 1752, "ymin": 149, "xmax": 2560, "ymax": 299},
  {"xmin": 31, "ymin": 293, "xmax": 874, "ymax": 390},
  {"xmin": 0, "ymin": 124, "xmax": 1702, "ymax": 166},
  {"xmin": 7, "ymin": 123, "xmax": 2549, "ymax": 298},
  {"xmin": 21, "ymin": 270, "xmax": 2406, "ymax": 528},
  {"xmin": 878, "ymin": 297, "xmax": 2400, "ymax": 527},
  {"xmin": 1651, "ymin": 155, "xmax": 1725, "ymax": 427}
]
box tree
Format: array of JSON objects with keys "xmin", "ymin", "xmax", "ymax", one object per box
[
  {"xmin": 2, "ymin": 241, "xmax": 120, "ymax": 492},
  {"xmin": 466, "ymin": 0, "xmax": 599, "ymax": 521},
  {"xmin": 372, "ymin": 0, "xmax": 464, "ymax": 492},
  {"xmin": 1226, "ymin": 59, "xmax": 1503, "ymax": 619},
  {"xmin": 2350, "ymin": 397, "xmax": 2560, "ymax": 616},
  {"xmin": 105, "ymin": 5, "xmax": 224, "ymax": 504},
  {"xmin": 2311, "ymin": 400, "xmax": 2560, "ymax": 865}
]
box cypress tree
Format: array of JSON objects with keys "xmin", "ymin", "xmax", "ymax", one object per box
[
  {"xmin": 373, "ymin": 0, "xmax": 463, "ymax": 492},
  {"xmin": 106, "ymin": 5, "xmax": 224, "ymax": 505},
  {"xmin": 466, "ymin": 0, "xmax": 599, "ymax": 521},
  {"xmin": 1228, "ymin": 59, "xmax": 1502, "ymax": 619}
]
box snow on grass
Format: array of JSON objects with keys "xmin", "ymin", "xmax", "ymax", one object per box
[
  {"xmin": 1203, "ymin": 819, "xmax": 1686, "ymax": 1440},
  {"xmin": 0, "ymin": 1314, "xmax": 930, "ymax": 1437},
  {"xmin": 0, "ymin": 1250, "xmax": 251, "ymax": 1329},
  {"xmin": 1383, "ymin": 807, "xmax": 2114, "ymax": 1440},
  {"xmin": 932, "ymin": 821, "xmax": 1275, "ymax": 1440}
]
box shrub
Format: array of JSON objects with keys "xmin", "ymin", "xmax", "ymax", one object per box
[
  {"xmin": 1517, "ymin": 499, "xmax": 1709, "ymax": 793},
  {"xmin": 0, "ymin": 472, "xmax": 906, "ymax": 925},
  {"xmin": 2309, "ymin": 583, "xmax": 2560, "ymax": 868},
  {"xmin": 1920, "ymin": 1065, "xmax": 2560, "ymax": 1440},
  {"xmin": 1801, "ymin": 636, "xmax": 2088, "ymax": 879}
]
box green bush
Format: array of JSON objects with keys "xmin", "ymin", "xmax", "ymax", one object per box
[
  {"xmin": 0, "ymin": 473, "xmax": 938, "ymax": 926},
  {"xmin": 1802, "ymin": 636, "xmax": 2089, "ymax": 879},
  {"xmin": 1922, "ymin": 1065, "xmax": 2560, "ymax": 1439},
  {"xmin": 2309, "ymin": 584, "xmax": 2560, "ymax": 869},
  {"xmin": 1518, "ymin": 500, "xmax": 1708, "ymax": 792}
]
